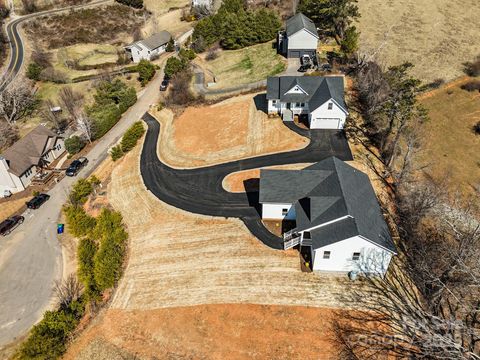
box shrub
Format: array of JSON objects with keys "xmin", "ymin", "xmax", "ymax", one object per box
[
  {"xmin": 120, "ymin": 121, "xmax": 145, "ymax": 153},
  {"xmin": 473, "ymin": 121, "xmax": 480, "ymax": 135},
  {"xmin": 460, "ymin": 80, "xmax": 480, "ymax": 92},
  {"xmin": 70, "ymin": 178, "xmax": 93, "ymax": 205},
  {"xmin": 340, "ymin": 26, "xmax": 359, "ymax": 55},
  {"xmin": 136, "ymin": 59, "xmax": 156, "ymax": 86},
  {"xmin": 164, "ymin": 57, "xmax": 187, "ymax": 78},
  {"xmin": 464, "ymin": 55, "xmax": 480, "ymax": 77},
  {"xmin": 26, "ymin": 63, "xmax": 42, "ymax": 80},
  {"xmin": 165, "ymin": 70, "xmax": 196, "ymax": 106},
  {"xmin": 64, "ymin": 205, "xmax": 96, "ymax": 237},
  {"xmin": 115, "ymin": 0, "xmax": 143, "ymax": 8},
  {"xmin": 65, "ymin": 136, "xmax": 86, "ymax": 154},
  {"xmin": 77, "ymin": 238, "xmax": 99, "ymax": 298},
  {"xmin": 205, "ymin": 47, "xmax": 219, "ymax": 61},
  {"xmin": 179, "ymin": 48, "xmax": 196, "ymax": 61},
  {"xmin": 165, "ymin": 37, "xmax": 175, "ymax": 52},
  {"xmin": 110, "ymin": 145, "xmax": 124, "ymax": 161}
]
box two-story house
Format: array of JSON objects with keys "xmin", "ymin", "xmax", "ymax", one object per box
[
  {"xmin": 278, "ymin": 13, "xmax": 319, "ymax": 59},
  {"xmin": 259, "ymin": 157, "xmax": 396, "ymax": 276},
  {"xmin": 125, "ymin": 31, "xmax": 173, "ymax": 63},
  {"xmin": 0, "ymin": 125, "xmax": 65, "ymax": 195},
  {"xmin": 267, "ymin": 75, "xmax": 349, "ymax": 129}
]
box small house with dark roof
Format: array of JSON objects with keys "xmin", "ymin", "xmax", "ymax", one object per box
[
  {"xmin": 125, "ymin": 31, "xmax": 173, "ymax": 63},
  {"xmin": 0, "ymin": 125, "xmax": 65, "ymax": 194},
  {"xmin": 278, "ymin": 13, "xmax": 319, "ymax": 58},
  {"xmin": 267, "ymin": 75, "xmax": 348, "ymax": 129},
  {"xmin": 259, "ymin": 157, "xmax": 396, "ymax": 275}
]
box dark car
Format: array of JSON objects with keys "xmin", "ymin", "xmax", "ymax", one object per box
[
  {"xmin": 26, "ymin": 194, "xmax": 50, "ymax": 209},
  {"xmin": 66, "ymin": 157, "xmax": 88, "ymax": 177},
  {"xmin": 160, "ymin": 80, "xmax": 169, "ymax": 91},
  {"xmin": 298, "ymin": 64, "xmax": 310, "ymax": 73},
  {"xmin": 0, "ymin": 215, "xmax": 24, "ymax": 236}
]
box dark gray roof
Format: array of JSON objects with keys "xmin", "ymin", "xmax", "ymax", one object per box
[
  {"xmin": 133, "ymin": 31, "xmax": 172, "ymax": 51},
  {"xmin": 266, "ymin": 76, "xmax": 347, "ymax": 112},
  {"xmin": 286, "ymin": 13, "xmax": 318, "ymax": 38},
  {"xmin": 259, "ymin": 157, "xmax": 396, "ymax": 252}
]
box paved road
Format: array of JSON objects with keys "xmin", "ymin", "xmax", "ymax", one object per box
[
  {"xmin": 0, "ymin": 69, "xmax": 165, "ymax": 347},
  {"xmin": 0, "ymin": 0, "xmax": 112, "ymax": 91},
  {"xmin": 140, "ymin": 113, "xmax": 353, "ymax": 249}
]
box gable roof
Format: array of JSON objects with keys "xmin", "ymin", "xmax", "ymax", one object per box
[
  {"xmin": 286, "ymin": 13, "xmax": 319, "ymax": 38},
  {"xmin": 1, "ymin": 125, "xmax": 60, "ymax": 177},
  {"xmin": 259, "ymin": 157, "xmax": 396, "ymax": 253},
  {"xmin": 128, "ymin": 31, "xmax": 172, "ymax": 51},
  {"xmin": 267, "ymin": 76, "xmax": 347, "ymax": 113}
]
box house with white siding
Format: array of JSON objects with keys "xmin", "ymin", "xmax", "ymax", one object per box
[
  {"xmin": 125, "ymin": 31, "xmax": 173, "ymax": 63},
  {"xmin": 259, "ymin": 157, "xmax": 396, "ymax": 276},
  {"xmin": 278, "ymin": 13, "xmax": 319, "ymax": 58},
  {"xmin": 0, "ymin": 125, "xmax": 65, "ymax": 195},
  {"xmin": 267, "ymin": 75, "xmax": 349, "ymax": 129}
]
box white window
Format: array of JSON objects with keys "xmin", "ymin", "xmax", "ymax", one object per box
[
  {"xmin": 352, "ymin": 252, "xmax": 361, "ymax": 261},
  {"xmin": 323, "ymin": 251, "xmax": 331, "ymax": 259},
  {"xmin": 328, "ymin": 102, "xmax": 333, "ymax": 110},
  {"xmin": 282, "ymin": 208, "xmax": 288, "ymax": 216}
]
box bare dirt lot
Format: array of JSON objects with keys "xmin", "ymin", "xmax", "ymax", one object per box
[
  {"xmin": 357, "ymin": 0, "xmax": 480, "ymax": 82},
  {"xmin": 154, "ymin": 93, "xmax": 308, "ymax": 167}
]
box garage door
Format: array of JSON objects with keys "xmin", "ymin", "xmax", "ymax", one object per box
[
  {"xmin": 289, "ymin": 50, "xmax": 301, "ymax": 58},
  {"xmin": 310, "ymin": 118, "xmax": 341, "ymax": 129}
]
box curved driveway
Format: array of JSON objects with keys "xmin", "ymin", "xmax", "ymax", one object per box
[
  {"xmin": 0, "ymin": 0, "xmax": 111, "ymax": 91},
  {"xmin": 141, "ymin": 113, "xmax": 353, "ymax": 249}
]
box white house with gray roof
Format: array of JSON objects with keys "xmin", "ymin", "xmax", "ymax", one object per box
[
  {"xmin": 259, "ymin": 157, "xmax": 396, "ymax": 276},
  {"xmin": 278, "ymin": 13, "xmax": 319, "ymax": 58},
  {"xmin": 0, "ymin": 125, "xmax": 65, "ymax": 195},
  {"xmin": 267, "ymin": 75, "xmax": 348, "ymax": 129},
  {"xmin": 125, "ymin": 31, "xmax": 173, "ymax": 63}
]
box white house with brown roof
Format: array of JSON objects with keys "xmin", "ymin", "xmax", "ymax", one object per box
[
  {"xmin": 125, "ymin": 31, "xmax": 173, "ymax": 63},
  {"xmin": 0, "ymin": 125, "xmax": 65, "ymax": 194}
]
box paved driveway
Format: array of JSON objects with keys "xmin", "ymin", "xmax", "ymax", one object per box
[
  {"xmin": 140, "ymin": 113, "xmax": 352, "ymax": 249},
  {"xmin": 284, "ymin": 58, "xmax": 302, "ymax": 76}
]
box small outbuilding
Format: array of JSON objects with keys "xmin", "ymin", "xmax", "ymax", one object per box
[
  {"xmin": 125, "ymin": 31, "xmax": 173, "ymax": 63},
  {"xmin": 278, "ymin": 13, "xmax": 319, "ymax": 59}
]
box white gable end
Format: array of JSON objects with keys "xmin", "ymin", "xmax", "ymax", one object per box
[{"xmin": 285, "ymin": 84, "xmax": 308, "ymax": 95}]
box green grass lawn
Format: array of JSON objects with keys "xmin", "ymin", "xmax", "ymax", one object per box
[
  {"xmin": 200, "ymin": 41, "xmax": 286, "ymax": 89},
  {"xmin": 418, "ymin": 80, "xmax": 480, "ymax": 195}
]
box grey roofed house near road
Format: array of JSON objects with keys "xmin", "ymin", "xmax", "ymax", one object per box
[
  {"xmin": 278, "ymin": 12, "xmax": 319, "ymax": 59},
  {"xmin": 138, "ymin": 31, "xmax": 172, "ymax": 51},
  {"xmin": 259, "ymin": 157, "xmax": 396, "ymax": 253},
  {"xmin": 124, "ymin": 31, "xmax": 173, "ymax": 63},
  {"xmin": 285, "ymin": 12, "xmax": 319, "ymax": 38}
]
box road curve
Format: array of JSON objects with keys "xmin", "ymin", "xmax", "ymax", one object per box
[
  {"xmin": 0, "ymin": 0, "xmax": 112, "ymax": 91},
  {"xmin": 140, "ymin": 113, "xmax": 353, "ymax": 249}
]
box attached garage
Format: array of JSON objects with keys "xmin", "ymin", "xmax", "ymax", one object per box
[{"xmin": 310, "ymin": 118, "xmax": 342, "ymax": 129}]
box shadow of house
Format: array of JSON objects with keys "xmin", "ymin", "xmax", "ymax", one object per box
[
  {"xmin": 243, "ymin": 178, "xmax": 261, "ymax": 216},
  {"xmin": 253, "ymin": 94, "xmax": 268, "ymax": 114}
]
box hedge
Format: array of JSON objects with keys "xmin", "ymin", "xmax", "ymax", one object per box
[{"xmin": 120, "ymin": 121, "xmax": 145, "ymax": 152}]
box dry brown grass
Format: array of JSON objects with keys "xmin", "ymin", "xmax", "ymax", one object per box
[
  {"xmin": 357, "ymin": 0, "xmax": 480, "ymax": 82},
  {"xmin": 153, "ymin": 93, "xmax": 308, "ymax": 167},
  {"xmin": 0, "ymin": 197, "xmax": 28, "ymax": 220}
]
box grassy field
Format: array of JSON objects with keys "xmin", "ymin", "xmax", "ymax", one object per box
[
  {"xmin": 418, "ymin": 78, "xmax": 480, "ymax": 195},
  {"xmin": 356, "ymin": 0, "xmax": 480, "ymax": 82},
  {"xmin": 143, "ymin": 0, "xmax": 189, "ymax": 16},
  {"xmin": 196, "ymin": 42, "xmax": 286, "ymax": 89}
]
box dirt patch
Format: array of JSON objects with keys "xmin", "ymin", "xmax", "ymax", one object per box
[
  {"xmin": 155, "ymin": 93, "xmax": 308, "ymax": 167},
  {"xmin": 67, "ymin": 305, "xmax": 342, "ymax": 360},
  {"xmin": 0, "ymin": 197, "xmax": 28, "ymax": 220},
  {"xmin": 357, "ymin": 0, "xmax": 480, "ymax": 82}
]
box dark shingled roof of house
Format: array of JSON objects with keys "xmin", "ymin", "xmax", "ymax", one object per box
[
  {"xmin": 286, "ymin": 13, "xmax": 319, "ymax": 38},
  {"xmin": 266, "ymin": 76, "xmax": 347, "ymax": 113},
  {"xmin": 135, "ymin": 31, "xmax": 172, "ymax": 51},
  {"xmin": 259, "ymin": 157, "xmax": 396, "ymax": 252},
  {"xmin": 1, "ymin": 125, "xmax": 60, "ymax": 177}
]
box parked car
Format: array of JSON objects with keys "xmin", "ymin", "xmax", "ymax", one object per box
[
  {"xmin": 66, "ymin": 157, "xmax": 88, "ymax": 176},
  {"xmin": 26, "ymin": 193, "xmax": 50, "ymax": 209},
  {"xmin": 0, "ymin": 215, "xmax": 24, "ymax": 236},
  {"xmin": 300, "ymin": 54, "xmax": 312, "ymax": 66},
  {"xmin": 298, "ymin": 64, "xmax": 310, "ymax": 73},
  {"xmin": 160, "ymin": 79, "xmax": 169, "ymax": 91},
  {"xmin": 319, "ymin": 63, "xmax": 332, "ymax": 72}
]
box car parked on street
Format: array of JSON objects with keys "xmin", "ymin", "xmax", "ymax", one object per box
[
  {"xmin": 0, "ymin": 215, "xmax": 25, "ymax": 236},
  {"xmin": 26, "ymin": 194, "xmax": 50, "ymax": 209},
  {"xmin": 66, "ymin": 157, "xmax": 88, "ymax": 176}
]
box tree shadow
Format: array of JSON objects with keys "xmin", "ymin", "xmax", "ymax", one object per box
[
  {"xmin": 253, "ymin": 94, "xmax": 268, "ymax": 114},
  {"xmin": 243, "ymin": 178, "xmax": 261, "ymax": 216}
]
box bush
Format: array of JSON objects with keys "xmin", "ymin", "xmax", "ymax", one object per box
[
  {"xmin": 115, "ymin": 0, "xmax": 143, "ymax": 8},
  {"xmin": 70, "ymin": 178, "xmax": 93, "ymax": 205},
  {"xmin": 110, "ymin": 145, "xmax": 124, "ymax": 161},
  {"xmin": 165, "ymin": 37, "xmax": 175, "ymax": 52},
  {"xmin": 120, "ymin": 121, "xmax": 145, "ymax": 153},
  {"xmin": 136, "ymin": 59, "xmax": 156, "ymax": 86},
  {"xmin": 64, "ymin": 205, "xmax": 96, "ymax": 237},
  {"xmin": 473, "ymin": 121, "xmax": 480, "ymax": 135},
  {"xmin": 205, "ymin": 47, "xmax": 219, "ymax": 61},
  {"xmin": 77, "ymin": 238, "xmax": 98, "ymax": 298},
  {"xmin": 179, "ymin": 48, "xmax": 196, "ymax": 61},
  {"xmin": 26, "ymin": 63, "xmax": 42, "ymax": 80},
  {"xmin": 464, "ymin": 55, "xmax": 480, "ymax": 77},
  {"xmin": 164, "ymin": 57, "xmax": 187, "ymax": 78},
  {"xmin": 65, "ymin": 136, "xmax": 86, "ymax": 154},
  {"xmin": 340, "ymin": 26, "xmax": 359, "ymax": 55},
  {"xmin": 16, "ymin": 300, "xmax": 84, "ymax": 359},
  {"xmin": 460, "ymin": 80, "xmax": 480, "ymax": 92},
  {"xmin": 165, "ymin": 70, "xmax": 196, "ymax": 106}
]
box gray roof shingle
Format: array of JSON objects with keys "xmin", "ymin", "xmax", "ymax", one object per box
[
  {"xmin": 130, "ymin": 31, "xmax": 172, "ymax": 51},
  {"xmin": 266, "ymin": 76, "xmax": 347, "ymax": 112},
  {"xmin": 259, "ymin": 157, "xmax": 396, "ymax": 252},
  {"xmin": 286, "ymin": 13, "xmax": 318, "ymax": 38}
]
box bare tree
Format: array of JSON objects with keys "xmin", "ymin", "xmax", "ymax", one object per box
[
  {"xmin": 53, "ymin": 274, "xmax": 83, "ymax": 308},
  {"xmin": 0, "ymin": 84, "xmax": 37, "ymax": 124},
  {"xmin": 59, "ymin": 86, "xmax": 83, "ymax": 120},
  {"xmin": 0, "ymin": 121, "xmax": 19, "ymax": 151},
  {"xmin": 76, "ymin": 112, "xmax": 95, "ymax": 143},
  {"xmin": 31, "ymin": 46, "xmax": 52, "ymax": 68}
]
